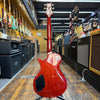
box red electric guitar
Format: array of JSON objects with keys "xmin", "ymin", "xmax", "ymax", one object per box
[
  {"xmin": 33, "ymin": 3, "xmax": 67, "ymax": 99},
  {"xmin": 45, "ymin": 3, "xmax": 53, "ymax": 53},
  {"xmin": 33, "ymin": 52, "xmax": 67, "ymax": 98}
]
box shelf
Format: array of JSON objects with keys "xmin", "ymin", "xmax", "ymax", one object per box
[
  {"xmin": 90, "ymin": 28, "xmax": 100, "ymax": 35},
  {"xmin": 10, "ymin": 0, "xmax": 37, "ymax": 29},
  {"xmin": 22, "ymin": 0, "xmax": 38, "ymax": 29}
]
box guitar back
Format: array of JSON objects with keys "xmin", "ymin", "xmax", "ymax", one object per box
[{"xmin": 33, "ymin": 52, "xmax": 67, "ymax": 98}]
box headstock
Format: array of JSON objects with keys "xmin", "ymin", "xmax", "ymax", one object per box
[{"xmin": 44, "ymin": 3, "xmax": 54, "ymax": 17}]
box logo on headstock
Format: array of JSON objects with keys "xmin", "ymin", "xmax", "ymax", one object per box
[{"xmin": 45, "ymin": 3, "xmax": 54, "ymax": 17}]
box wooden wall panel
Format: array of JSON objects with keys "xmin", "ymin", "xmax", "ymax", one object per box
[{"xmin": 32, "ymin": 29, "xmax": 47, "ymax": 52}]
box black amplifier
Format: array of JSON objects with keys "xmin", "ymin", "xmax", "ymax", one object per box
[
  {"xmin": 70, "ymin": 41, "xmax": 77, "ymax": 62},
  {"xmin": 0, "ymin": 52, "xmax": 21, "ymax": 78},
  {"xmin": 26, "ymin": 44, "xmax": 30, "ymax": 62},
  {"xmin": 23, "ymin": 39, "xmax": 31, "ymax": 43},
  {"xmin": 29, "ymin": 44, "xmax": 32, "ymax": 60},
  {"xmin": 20, "ymin": 44, "xmax": 27, "ymax": 67},
  {"xmin": 64, "ymin": 44, "xmax": 69, "ymax": 58},
  {"xmin": 0, "ymin": 40, "xmax": 20, "ymax": 54},
  {"xmin": 59, "ymin": 45, "xmax": 62, "ymax": 55},
  {"xmin": 37, "ymin": 44, "xmax": 40, "ymax": 53},
  {"xmin": 31, "ymin": 43, "xmax": 35, "ymax": 57}
]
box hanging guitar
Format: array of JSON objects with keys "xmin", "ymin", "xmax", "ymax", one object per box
[
  {"xmin": 11, "ymin": 6, "xmax": 16, "ymax": 30},
  {"xmin": 2, "ymin": 0, "xmax": 7, "ymax": 25},
  {"xmin": 0, "ymin": 1, "xmax": 3, "ymax": 29},
  {"xmin": 33, "ymin": 3, "xmax": 67, "ymax": 100},
  {"xmin": 18, "ymin": 12, "xmax": 21, "ymax": 33},
  {"xmin": 0, "ymin": 0, "xmax": 7, "ymax": 35},
  {"xmin": 7, "ymin": 0, "xmax": 12, "ymax": 29}
]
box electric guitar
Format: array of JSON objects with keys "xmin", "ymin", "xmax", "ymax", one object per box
[
  {"xmin": 7, "ymin": 0, "xmax": 12, "ymax": 28},
  {"xmin": 18, "ymin": 12, "xmax": 21, "ymax": 33},
  {"xmin": 45, "ymin": 3, "xmax": 53, "ymax": 53},
  {"xmin": 0, "ymin": 3, "xmax": 3, "ymax": 28},
  {"xmin": 33, "ymin": 3, "xmax": 67, "ymax": 98},
  {"xmin": 12, "ymin": 7, "xmax": 16, "ymax": 30},
  {"xmin": 15, "ymin": 9, "xmax": 19, "ymax": 31},
  {"xmin": 33, "ymin": 52, "xmax": 67, "ymax": 98},
  {"xmin": 2, "ymin": 0, "xmax": 7, "ymax": 24}
]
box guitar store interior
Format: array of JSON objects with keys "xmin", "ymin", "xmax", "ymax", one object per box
[{"xmin": 0, "ymin": 0, "xmax": 100, "ymax": 100}]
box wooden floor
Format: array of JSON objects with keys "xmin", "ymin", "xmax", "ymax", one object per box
[{"xmin": 0, "ymin": 53, "xmax": 100, "ymax": 100}]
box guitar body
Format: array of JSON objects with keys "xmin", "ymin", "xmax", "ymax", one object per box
[{"xmin": 33, "ymin": 52, "xmax": 67, "ymax": 98}]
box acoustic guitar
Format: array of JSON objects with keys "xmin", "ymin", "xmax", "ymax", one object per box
[{"xmin": 33, "ymin": 3, "xmax": 67, "ymax": 98}]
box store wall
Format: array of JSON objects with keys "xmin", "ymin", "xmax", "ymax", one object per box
[{"xmin": 33, "ymin": 29, "xmax": 47, "ymax": 52}]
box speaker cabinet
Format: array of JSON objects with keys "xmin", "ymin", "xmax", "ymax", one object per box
[
  {"xmin": 77, "ymin": 36, "xmax": 90, "ymax": 68},
  {"xmin": 71, "ymin": 41, "xmax": 77, "ymax": 62},
  {"xmin": 36, "ymin": 39, "xmax": 39, "ymax": 53},
  {"xmin": 0, "ymin": 52, "xmax": 21, "ymax": 78},
  {"xmin": 26, "ymin": 44, "xmax": 30, "ymax": 62},
  {"xmin": 23, "ymin": 39, "xmax": 31, "ymax": 43},
  {"xmin": 89, "ymin": 34, "xmax": 100, "ymax": 75},
  {"xmin": 0, "ymin": 41, "xmax": 20, "ymax": 54},
  {"xmin": 64, "ymin": 45, "xmax": 69, "ymax": 58},
  {"xmin": 20, "ymin": 44, "xmax": 27, "ymax": 67},
  {"xmin": 37, "ymin": 44, "xmax": 40, "ymax": 53},
  {"xmin": 59, "ymin": 45, "xmax": 62, "ymax": 55},
  {"xmin": 31, "ymin": 43, "xmax": 35, "ymax": 57}
]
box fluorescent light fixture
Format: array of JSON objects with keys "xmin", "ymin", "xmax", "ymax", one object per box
[
  {"xmin": 52, "ymin": 31, "xmax": 64, "ymax": 32},
  {"xmin": 38, "ymin": 18, "xmax": 83, "ymax": 20},
  {"xmin": 64, "ymin": 23, "xmax": 69, "ymax": 24},
  {"xmin": 53, "ymin": 26, "xmax": 69, "ymax": 27},
  {"xmin": 53, "ymin": 29, "xmax": 68, "ymax": 30},
  {"xmin": 33, "ymin": 0, "xmax": 100, "ymax": 2},
  {"xmin": 37, "ymin": 11, "xmax": 93, "ymax": 14},
  {"xmin": 51, "ymin": 23, "xmax": 62, "ymax": 24},
  {"xmin": 51, "ymin": 23, "xmax": 69, "ymax": 24},
  {"xmin": 91, "ymin": 12, "xmax": 95, "ymax": 16}
]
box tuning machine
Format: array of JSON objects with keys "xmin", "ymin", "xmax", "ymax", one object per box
[{"xmin": 44, "ymin": 4, "xmax": 46, "ymax": 6}]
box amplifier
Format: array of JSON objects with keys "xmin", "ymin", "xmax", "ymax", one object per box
[
  {"xmin": 20, "ymin": 44, "xmax": 27, "ymax": 67},
  {"xmin": 0, "ymin": 40, "xmax": 20, "ymax": 54},
  {"xmin": 37, "ymin": 44, "xmax": 40, "ymax": 53},
  {"xmin": 0, "ymin": 52, "xmax": 21, "ymax": 78},
  {"xmin": 77, "ymin": 36, "xmax": 90, "ymax": 68},
  {"xmin": 57, "ymin": 38, "xmax": 62, "ymax": 45},
  {"xmin": 23, "ymin": 39, "xmax": 31, "ymax": 43},
  {"xmin": 31, "ymin": 43, "xmax": 35, "ymax": 57},
  {"xmin": 70, "ymin": 41, "xmax": 77, "ymax": 61},
  {"xmin": 64, "ymin": 44, "xmax": 69, "ymax": 58},
  {"xmin": 89, "ymin": 34, "xmax": 100, "ymax": 75},
  {"xmin": 29, "ymin": 44, "xmax": 32, "ymax": 60},
  {"xmin": 26, "ymin": 44, "xmax": 30, "ymax": 62},
  {"xmin": 59, "ymin": 45, "xmax": 62, "ymax": 55}
]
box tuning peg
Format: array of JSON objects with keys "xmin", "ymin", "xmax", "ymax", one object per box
[
  {"xmin": 52, "ymin": 4, "xmax": 54, "ymax": 6},
  {"xmin": 44, "ymin": 4, "xmax": 46, "ymax": 6},
  {"xmin": 52, "ymin": 8, "xmax": 54, "ymax": 10},
  {"xmin": 44, "ymin": 8, "xmax": 46, "ymax": 9}
]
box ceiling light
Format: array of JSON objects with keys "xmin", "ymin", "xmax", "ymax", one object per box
[
  {"xmin": 37, "ymin": 11, "xmax": 93, "ymax": 14},
  {"xmin": 33, "ymin": 0, "xmax": 100, "ymax": 2},
  {"xmin": 38, "ymin": 18, "xmax": 83, "ymax": 20}
]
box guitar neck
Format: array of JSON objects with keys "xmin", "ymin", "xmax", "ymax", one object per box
[{"xmin": 47, "ymin": 17, "xmax": 52, "ymax": 52}]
